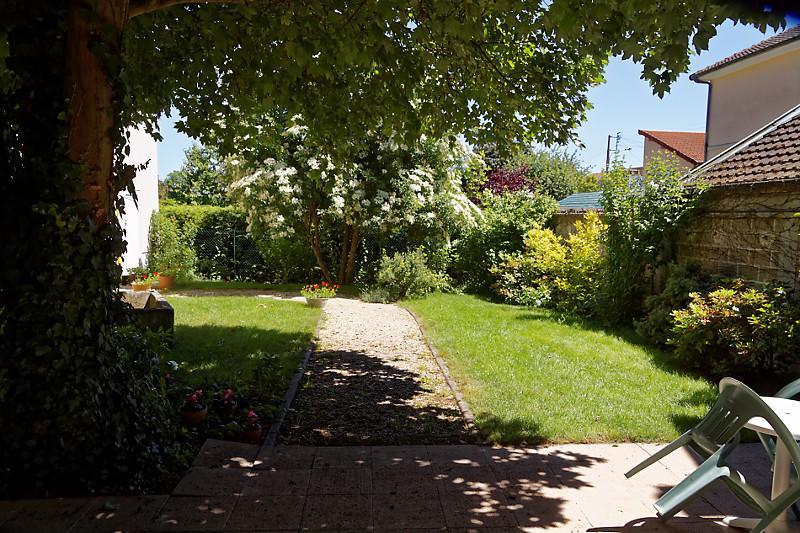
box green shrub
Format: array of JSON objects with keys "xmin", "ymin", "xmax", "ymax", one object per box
[
  {"xmin": 152, "ymin": 203, "xmax": 318, "ymax": 282},
  {"xmin": 635, "ymin": 263, "xmax": 710, "ymax": 346},
  {"xmin": 374, "ymin": 248, "xmax": 447, "ymax": 301},
  {"xmin": 148, "ymin": 213, "xmax": 196, "ymax": 278},
  {"xmin": 359, "ymin": 286, "xmax": 394, "ymax": 303},
  {"xmin": 451, "ymin": 191, "xmax": 557, "ymax": 291},
  {"xmin": 670, "ymin": 281, "xmax": 800, "ymax": 375},
  {"xmin": 601, "ymin": 156, "xmax": 705, "ymax": 324},
  {"xmin": 506, "ymin": 148, "xmax": 596, "ymax": 199},
  {"xmin": 493, "ymin": 211, "xmax": 605, "ymax": 316}
]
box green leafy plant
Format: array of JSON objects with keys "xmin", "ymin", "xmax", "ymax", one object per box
[
  {"xmin": 359, "ymin": 286, "xmax": 394, "ymax": 304},
  {"xmin": 601, "ymin": 156, "xmax": 705, "ymax": 324},
  {"xmin": 163, "ymin": 145, "xmax": 233, "ymax": 206},
  {"xmin": 670, "ymin": 281, "xmax": 800, "ymax": 375},
  {"xmin": 451, "ymin": 191, "xmax": 557, "ymax": 291},
  {"xmin": 493, "ymin": 211, "xmax": 605, "ymax": 316},
  {"xmin": 148, "ymin": 213, "xmax": 195, "ymax": 278},
  {"xmin": 373, "ymin": 248, "xmax": 447, "ymax": 301},
  {"xmin": 635, "ymin": 262, "xmax": 710, "ymax": 346}
]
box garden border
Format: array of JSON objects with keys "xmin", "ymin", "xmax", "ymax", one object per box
[
  {"xmin": 404, "ymin": 307, "xmax": 478, "ymax": 436},
  {"xmin": 262, "ymin": 309, "xmax": 324, "ymax": 447}
]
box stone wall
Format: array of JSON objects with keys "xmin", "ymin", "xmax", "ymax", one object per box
[{"xmin": 676, "ymin": 182, "xmax": 800, "ymax": 287}]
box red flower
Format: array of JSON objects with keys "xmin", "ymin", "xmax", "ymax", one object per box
[
  {"xmin": 322, "ymin": 281, "xmax": 329, "ymax": 287},
  {"xmin": 314, "ymin": 284, "xmax": 319, "ymax": 290},
  {"xmin": 335, "ymin": 284, "xmax": 341, "ymax": 289},
  {"xmin": 247, "ymin": 410, "xmax": 258, "ymax": 419}
]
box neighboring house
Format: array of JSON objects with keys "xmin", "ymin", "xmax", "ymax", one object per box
[
  {"xmin": 554, "ymin": 191, "xmax": 603, "ymax": 237},
  {"xmin": 677, "ymin": 104, "xmax": 800, "ymax": 286},
  {"xmin": 691, "ymin": 26, "xmax": 800, "ymax": 159},
  {"xmin": 120, "ymin": 127, "xmax": 159, "ymax": 273},
  {"xmin": 638, "ymin": 130, "xmax": 705, "ymax": 170}
]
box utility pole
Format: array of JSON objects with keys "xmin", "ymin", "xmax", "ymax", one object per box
[{"xmin": 605, "ymin": 132, "xmax": 622, "ymax": 172}]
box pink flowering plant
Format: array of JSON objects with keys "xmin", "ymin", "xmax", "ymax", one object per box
[
  {"xmin": 244, "ymin": 409, "xmax": 261, "ymax": 431},
  {"xmin": 181, "ymin": 389, "xmax": 205, "ymax": 412}
]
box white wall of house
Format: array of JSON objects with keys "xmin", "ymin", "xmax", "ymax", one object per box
[{"xmin": 120, "ymin": 127, "xmax": 159, "ymax": 273}]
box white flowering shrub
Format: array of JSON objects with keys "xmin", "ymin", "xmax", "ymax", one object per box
[{"xmin": 230, "ymin": 116, "xmax": 482, "ymax": 284}]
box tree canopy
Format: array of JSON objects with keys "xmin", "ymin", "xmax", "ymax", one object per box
[
  {"xmin": 163, "ymin": 144, "xmax": 232, "ymax": 206},
  {"xmin": 124, "ymin": 1, "xmax": 787, "ymax": 155}
]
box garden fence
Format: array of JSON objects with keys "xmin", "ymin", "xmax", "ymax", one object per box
[{"xmin": 193, "ymin": 226, "xmax": 268, "ymax": 281}]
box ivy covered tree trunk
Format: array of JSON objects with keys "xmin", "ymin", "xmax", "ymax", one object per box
[
  {"xmin": 66, "ymin": 0, "xmax": 127, "ymax": 226},
  {"xmin": 0, "ymin": 0, "xmax": 176, "ymax": 497}
]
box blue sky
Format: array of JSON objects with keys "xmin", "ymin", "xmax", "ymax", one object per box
[{"xmin": 156, "ymin": 20, "xmax": 790, "ymax": 177}]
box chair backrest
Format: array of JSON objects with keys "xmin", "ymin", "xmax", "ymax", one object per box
[{"xmin": 693, "ymin": 378, "xmax": 800, "ymax": 473}]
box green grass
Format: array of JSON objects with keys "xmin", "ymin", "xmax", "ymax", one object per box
[
  {"xmin": 403, "ymin": 293, "xmax": 716, "ymax": 444},
  {"xmin": 172, "ymin": 279, "xmax": 359, "ymax": 296},
  {"xmin": 167, "ymin": 295, "xmax": 320, "ymax": 385}
]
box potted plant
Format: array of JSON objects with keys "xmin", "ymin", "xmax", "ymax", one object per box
[
  {"xmin": 130, "ymin": 268, "xmax": 158, "ymax": 292},
  {"xmin": 148, "ymin": 214, "xmax": 195, "ymax": 290},
  {"xmin": 222, "ymin": 388, "xmax": 237, "ymax": 417},
  {"xmin": 301, "ymin": 281, "xmax": 339, "ymax": 307},
  {"xmin": 242, "ymin": 410, "xmax": 263, "ymax": 443},
  {"xmin": 180, "ymin": 389, "xmax": 207, "ymax": 427}
]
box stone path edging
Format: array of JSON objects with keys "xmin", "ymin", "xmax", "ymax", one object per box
[
  {"xmin": 404, "ymin": 306, "xmax": 477, "ymax": 434},
  {"xmin": 262, "ymin": 306, "xmax": 325, "ymax": 447}
]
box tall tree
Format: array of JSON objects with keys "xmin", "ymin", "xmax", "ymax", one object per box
[
  {"xmin": 164, "ymin": 144, "xmax": 231, "ymax": 206},
  {"xmin": 0, "ymin": 0, "xmax": 789, "ymax": 494}
]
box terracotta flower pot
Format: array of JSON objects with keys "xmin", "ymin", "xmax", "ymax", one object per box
[
  {"xmin": 242, "ymin": 426, "xmax": 263, "ymax": 443},
  {"xmin": 156, "ymin": 274, "xmax": 175, "ymax": 290},
  {"xmin": 131, "ymin": 282, "xmax": 152, "ymax": 292},
  {"xmin": 180, "ymin": 406, "xmax": 207, "ymax": 427}
]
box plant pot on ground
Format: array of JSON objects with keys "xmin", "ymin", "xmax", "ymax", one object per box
[
  {"xmin": 180, "ymin": 389, "xmax": 207, "ymax": 427},
  {"xmin": 301, "ymin": 281, "xmax": 339, "ymax": 307},
  {"xmin": 241, "ymin": 410, "xmax": 263, "ymax": 443},
  {"xmin": 156, "ymin": 273, "xmax": 175, "ymax": 290},
  {"xmin": 129, "ymin": 267, "xmax": 158, "ymax": 292}
]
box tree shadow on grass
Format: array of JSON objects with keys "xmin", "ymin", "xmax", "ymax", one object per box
[
  {"xmin": 475, "ymin": 413, "xmax": 549, "ymax": 445},
  {"xmin": 279, "ymin": 348, "xmax": 473, "ymax": 445},
  {"xmin": 166, "ymin": 324, "xmax": 313, "ymax": 385}
]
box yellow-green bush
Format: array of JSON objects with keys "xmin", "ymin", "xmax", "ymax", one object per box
[{"xmin": 493, "ymin": 211, "xmax": 605, "ymax": 316}]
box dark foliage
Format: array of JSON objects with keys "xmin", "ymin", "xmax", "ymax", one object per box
[
  {"xmin": 0, "ymin": 4, "xmax": 182, "ymax": 496},
  {"xmin": 482, "ymin": 166, "xmax": 535, "ymax": 195}
]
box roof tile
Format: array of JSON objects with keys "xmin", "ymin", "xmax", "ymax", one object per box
[
  {"xmin": 639, "ymin": 130, "xmax": 706, "ymax": 164},
  {"xmin": 691, "ymin": 26, "xmax": 800, "ymax": 80},
  {"xmin": 695, "ymin": 113, "xmax": 800, "ymax": 187}
]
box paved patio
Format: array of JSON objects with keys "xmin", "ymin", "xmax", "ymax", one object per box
[{"xmin": 0, "ymin": 440, "xmax": 775, "ymax": 532}]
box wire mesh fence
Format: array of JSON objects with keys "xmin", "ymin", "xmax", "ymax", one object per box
[{"xmin": 193, "ymin": 226, "xmax": 269, "ymax": 281}]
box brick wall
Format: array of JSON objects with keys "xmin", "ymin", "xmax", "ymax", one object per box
[{"xmin": 676, "ymin": 182, "xmax": 800, "ymax": 287}]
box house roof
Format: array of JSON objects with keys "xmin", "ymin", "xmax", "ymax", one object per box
[
  {"xmin": 688, "ymin": 103, "xmax": 800, "ymax": 187},
  {"xmin": 690, "ymin": 26, "xmax": 800, "ymax": 81},
  {"xmin": 557, "ymin": 191, "xmax": 603, "ymax": 213},
  {"xmin": 638, "ymin": 130, "xmax": 706, "ymax": 164}
]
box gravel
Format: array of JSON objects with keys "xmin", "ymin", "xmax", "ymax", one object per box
[{"xmin": 279, "ymin": 298, "xmax": 472, "ymax": 445}]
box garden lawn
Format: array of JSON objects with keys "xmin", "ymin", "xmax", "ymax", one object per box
[
  {"xmin": 172, "ymin": 279, "xmax": 360, "ymax": 296},
  {"xmin": 404, "ymin": 293, "xmax": 716, "ymax": 444},
  {"xmin": 167, "ymin": 295, "xmax": 320, "ymax": 386}
]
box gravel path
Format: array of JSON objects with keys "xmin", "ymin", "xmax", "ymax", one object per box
[{"xmin": 280, "ymin": 298, "xmax": 472, "ymax": 445}]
